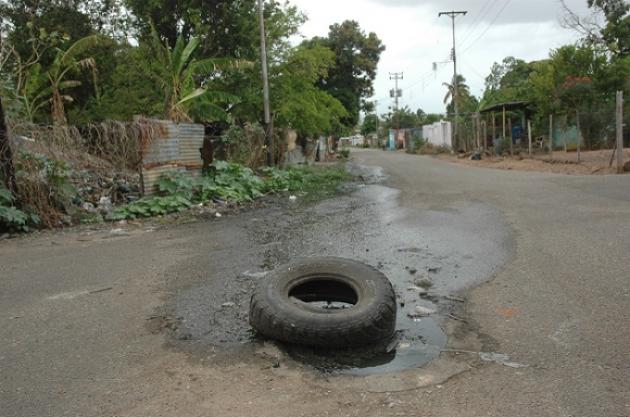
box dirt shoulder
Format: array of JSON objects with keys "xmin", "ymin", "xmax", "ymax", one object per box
[{"xmin": 435, "ymin": 149, "xmax": 630, "ymax": 175}]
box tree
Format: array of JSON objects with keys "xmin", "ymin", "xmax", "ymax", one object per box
[
  {"xmin": 42, "ymin": 35, "xmax": 109, "ymax": 124},
  {"xmin": 443, "ymin": 75, "xmax": 477, "ymax": 114},
  {"xmin": 361, "ymin": 114, "xmax": 379, "ymax": 136},
  {"xmin": 271, "ymin": 44, "xmax": 346, "ymax": 137},
  {"xmin": 588, "ymin": 0, "xmax": 630, "ymax": 57},
  {"xmin": 307, "ymin": 21, "xmax": 385, "ymax": 132},
  {"xmin": 150, "ymin": 31, "xmax": 249, "ymax": 122},
  {"xmin": 125, "ymin": 0, "xmax": 303, "ymax": 58},
  {"xmin": 482, "ymin": 57, "xmax": 535, "ymax": 106}
]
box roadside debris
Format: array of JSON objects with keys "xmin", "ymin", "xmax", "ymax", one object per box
[
  {"xmin": 479, "ymin": 352, "xmax": 529, "ymax": 368},
  {"xmin": 408, "ymin": 305, "xmax": 436, "ymax": 318},
  {"xmin": 221, "ymin": 302, "xmax": 236, "ymax": 308}
]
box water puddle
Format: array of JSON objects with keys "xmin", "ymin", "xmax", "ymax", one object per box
[{"xmin": 167, "ymin": 163, "xmax": 512, "ymax": 376}]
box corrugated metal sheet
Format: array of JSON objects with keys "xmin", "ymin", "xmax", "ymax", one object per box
[{"xmin": 140, "ymin": 121, "xmax": 205, "ymax": 196}]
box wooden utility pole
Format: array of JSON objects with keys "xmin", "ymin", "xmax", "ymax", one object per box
[
  {"xmin": 439, "ymin": 10, "xmax": 467, "ymax": 151},
  {"xmin": 617, "ymin": 91, "xmax": 624, "ymax": 174},
  {"xmin": 476, "ymin": 113, "xmax": 481, "ymax": 149},
  {"xmin": 482, "ymin": 120, "xmax": 487, "ymax": 152},
  {"xmin": 576, "ymin": 109, "xmax": 582, "ymax": 163},
  {"xmin": 492, "ymin": 111, "xmax": 496, "ymax": 157},
  {"xmin": 258, "ymin": 0, "xmax": 273, "ymax": 165},
  {"xmin": 528, "ymin": 120, "xmax": 532, "ymax": 156},
  {"xmin": 549, "ymin": 114, "xmax": 554, "ymax": 160}
]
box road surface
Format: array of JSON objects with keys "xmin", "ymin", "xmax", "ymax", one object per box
[{"xmin": 1, "ymin": 149, "xmax": 629, "ymax": 416}]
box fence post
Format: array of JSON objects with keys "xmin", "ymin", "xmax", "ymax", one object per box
[
  {"xmin": 617, "ymin": 91, "xmax": 625, "ymax": 174},
  {"xmin": 549, "ymin": 114, "xmax": 553, "ymax": 160},
  {"xmin": 528, "ymin": 120, "xmax": 532, "ymax": 157},
  {"xmin": 576, "ymin": 109, "xmax": 581, "ymax": 164}
]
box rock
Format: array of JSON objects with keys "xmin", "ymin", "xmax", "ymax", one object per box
[
  {"xmin": 215, "ymin": 212, "xmax": 223, "ymax": 218},
  {"xmin": 289, "ymin": 195, "xmax": 297, "ymax": 201},
  {"xmin": 81, "ymin": 202, "xmax": 97, "ymax": 213},
  {"xmin": 221, "ymin": 302, "xmax": 236, "ymax": 308},
  {"xmin": 470, "ymin": 151, "xmax": 482, "ymax": 161},
  {"xmin": 414, "ymin": 306, "xmax": 435, "ymax": 317}
]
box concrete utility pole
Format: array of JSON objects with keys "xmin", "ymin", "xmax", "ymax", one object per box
[
  {"xmin": 439, "ymin": 10, "xmax": 467, "ymax": 150},
  {"xmin": 258, "ymin": 0, "xmax": 273, "ymax": 165},
  {"xmin": 389, "ymin": 72, "xmax": 403, "ymax": 121}
]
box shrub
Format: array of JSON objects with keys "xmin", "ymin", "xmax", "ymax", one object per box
[
  {"xmin": 0, "ymin": 184, "xmax": 40, "ymax": 232},
  {"xmin": 107, "ymin": 162, "xmax": 348, "ymax": 221},
  {"xmin": 338, "ymin": 148, "xmax": 350, "ymax": 159}
]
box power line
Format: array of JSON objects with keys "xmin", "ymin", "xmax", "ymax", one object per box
[
  {"xmin": 460, "ymin": 0, "xmax": 512, "ymax": 55},
  {"xmin": 458, "ymin": 0, "xmax": 500, "ymax": 47}
]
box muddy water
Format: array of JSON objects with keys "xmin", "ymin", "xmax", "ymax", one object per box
[{"xmin": 167, "ymin": 164, "xmax": 512, "ymax": 375}]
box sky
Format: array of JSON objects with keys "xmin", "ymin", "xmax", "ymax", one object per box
[{"xmin": 288, "ymin": 0, "xmax": 598, "ymax": 115}]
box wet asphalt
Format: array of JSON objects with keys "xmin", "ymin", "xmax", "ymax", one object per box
[{"xmin": 1, "ymin": 148, "xmax": 629, "ymax": 417}]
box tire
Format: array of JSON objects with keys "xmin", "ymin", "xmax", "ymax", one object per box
[{"xmin": 249, "ymin": 257, "xmax": 397, "ymax": 348}]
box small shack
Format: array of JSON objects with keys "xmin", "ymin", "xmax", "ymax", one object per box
[{"xmin": 480, "ymin": 101, "xmax": 533, "ymax": 154}]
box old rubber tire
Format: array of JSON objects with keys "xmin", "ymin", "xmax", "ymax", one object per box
[{"xmin": 249, "ymin": 257, "xmax": 397, "ymax": 348}]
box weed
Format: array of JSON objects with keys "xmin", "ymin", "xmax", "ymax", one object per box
[
  {"xmin": 108, "ymin": 162, "xmax": 348, "ymax": 221},
  {"xmin": 0, "ymin": 183, "xmax": 40, "ymax": 232},
  {"xmin": 338, "ymin": 149, "xmax": 350, "ymax": 159}
]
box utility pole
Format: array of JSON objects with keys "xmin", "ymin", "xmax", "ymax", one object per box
[
  {"xmin": 439, "ymin": 10, "xmax": 467, "ymax": 150},
  {"xmin": 389, "ymin": 72, "xmax": 403, "ymax": 130},
  {"xmin": 617, "ymin": 91, "xmax": 624, "ymax": 174},
  {"xmin": 257, "ymin": 0, "xmax": 273, "ymax": 165}
]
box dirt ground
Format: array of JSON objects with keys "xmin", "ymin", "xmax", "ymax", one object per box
[{"xmin": 438, "ymin": 149, "xmax": 630, "ymax": 175}]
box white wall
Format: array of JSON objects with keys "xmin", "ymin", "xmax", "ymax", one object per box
[{"xmin": 422, "ymin": 121, "xmax": 452, "ymax": 148}]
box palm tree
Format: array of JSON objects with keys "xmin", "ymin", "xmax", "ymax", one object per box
[
  {"xmin": 151, "ymin": 31, "xmax": 251, "ymax": 122},
  {"xmin": 45, "ymin": 35, "xmax": 108, "ymax": 124},
  {"xmin": 442, "ymin": 74, "xmax": 471, "ymax": 110}
]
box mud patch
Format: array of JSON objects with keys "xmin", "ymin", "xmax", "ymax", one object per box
[{"xmin": 159, "ymin": 164, "xmax": 512, "ymax": 375}]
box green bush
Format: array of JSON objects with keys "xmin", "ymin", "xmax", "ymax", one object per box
[
  {"xmin": 338, "ymin": 148, "xmax": 350, "ymax": 159},
  {"xmin": 0, "ymin": 184, "xmax": 40, "ymax": 232},
  {"xmin": 108, "ymin": 162, "xmax": 348, "ymax": 221}
]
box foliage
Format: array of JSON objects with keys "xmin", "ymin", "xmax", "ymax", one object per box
[
  {"xmin": 272, "ymin": 44, "xmax": 347, "ymax": 137},
  {"xmin": 149, "ymin": 30, "xmax": 249, "ymax": 122},
  {"xmin": 338, "ymin": 149, "xmax": 350, "ymax": 159},
  {"xmin": 221, "ymin": 123, "xmax": 267, "ymax": 167},
  {"xmin": 0, "ymin": 183, "xmax": 40, "ymax": 232},
  {"xmin": 14, "ymin": 151, "xmax": 75, "ymax": 227},
  {"xmin": 361, "ymin": 114, "xmax": 379, "ymax": 136},
  {"xmin": 588, "ymin": 0, "xmax": 630, "ymax": 57},
  {"xmin": 381, "ymin": 106, "xmax": 444, "ymax": 130},
  {"xmin": 108, "ymin": 162, "xmax": 348, "ymax": 220},
  {"xmin": 306, "ymin": 21, "xmax": 385, "ymax": 131},
  {"xmin": 443, "ymin": 75, "xmax": 478, "ymax": 114}
]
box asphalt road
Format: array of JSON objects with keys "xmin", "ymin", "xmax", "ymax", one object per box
[{"xmin": 1, "ymin": 149, "xmax": 629, "ymax": 417}]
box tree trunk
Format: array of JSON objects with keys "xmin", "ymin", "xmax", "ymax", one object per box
[{"xmin": 0, "ymin": 97, "xmax": 18, "ymax": 194}]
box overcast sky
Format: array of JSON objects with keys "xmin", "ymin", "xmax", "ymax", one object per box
[{"xmin": 289, "ymin": 0, "xmax": 597, "ymax": 115}]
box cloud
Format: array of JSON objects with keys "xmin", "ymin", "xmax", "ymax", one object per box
[
  {"xmin": 365, "ymin": 0, "xmax": 593, "ymax": 24},
  {"xmin": 289, "ymin": 0, "xmax": 589, "ymax": 113}
]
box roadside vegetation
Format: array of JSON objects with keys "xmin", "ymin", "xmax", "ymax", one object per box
[
  {"xmin": 360, "ymin": 0, "xmax": 629, "ymax": 153},
  {"xmin": 108, "ymin": 163, "xmax": 348, "ymax": 221},
  {"xmin": 0, "ymin": 1, "xmax": 381, "ymax": 233}
]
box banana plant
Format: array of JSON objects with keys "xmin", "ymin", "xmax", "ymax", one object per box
[
  {"xmin": 45, "ymin": 35, "xmax": 108, "ymax": 124},
  {"xmin": 151, "ymin": 31, "xmax": 252, "ymax": 122}
]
